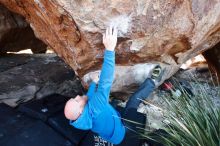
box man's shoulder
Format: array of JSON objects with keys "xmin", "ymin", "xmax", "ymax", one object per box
[{"xmin": 88, "ymin": 92, "xmax": 108, "ymax": 104}]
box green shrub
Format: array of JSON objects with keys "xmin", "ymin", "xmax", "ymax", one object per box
[{"xmin": 143, "ymin": 80, "xmax": 220, "ymax": 146}]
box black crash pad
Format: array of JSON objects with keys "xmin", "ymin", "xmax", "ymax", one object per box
[
  {"xmin": 0, "ymin": 103, "xmax": 72, "ymax": 146},
  {"xmin": 18, "ymin": 94, "xmax": 70, "ymax": 121},
  {"xmin": 17, "ymin": 93, "xmax": 146, "ymax": 146},
  {"xmin": 48, "ymin": 111, "xmax": 89, "ymax": 145}
]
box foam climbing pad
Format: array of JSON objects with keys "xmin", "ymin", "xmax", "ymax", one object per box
[
  {"xmin": 48, "ymin": 111, "xmax": 89, "ymax": 145},
  {"xmin": 0, "ymin": 103, "xmax": 72, "ymax": 146},
  {"xmin": 18, "ymin": 94, "xmax": 70, "ymax": 121}
]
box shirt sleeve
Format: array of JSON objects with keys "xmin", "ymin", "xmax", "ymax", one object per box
[
  {"xmin": 86, "ymin": 81, "xmax": 96, "ymax": 98},
  {"xmin": 96, "ymin": 50, "xmax": 115, "ymax": 103}
]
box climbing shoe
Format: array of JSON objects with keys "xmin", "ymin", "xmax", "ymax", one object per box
[{"xmin": 151, "ymin": 65, "xmax": 163, "ymax": 83}]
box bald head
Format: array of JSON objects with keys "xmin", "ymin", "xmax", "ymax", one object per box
[{"xmin": 64, "ymin": 95, "xmax": 88, "ymax": 121}]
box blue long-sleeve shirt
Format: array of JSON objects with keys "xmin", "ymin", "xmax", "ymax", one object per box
[{"xmin": 70, "ymin": 50, "xmax": 125, "ymax": 144}]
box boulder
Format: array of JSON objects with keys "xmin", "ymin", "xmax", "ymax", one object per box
[
  {"xmin": 203, "ymin": 42, "xmax": 220, "ymax": 82},
  {"xmin": 0, "ymin": 54, "xmax": 84, "ymax": 107},
  {"xmin": 0, "ymin": 0, "xmax": 220, "ymax": 87},
  {"xmin": 0, "ymin": 4, "xmax": 47, "ymax": 54}
]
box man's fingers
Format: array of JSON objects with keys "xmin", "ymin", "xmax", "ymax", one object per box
[
  {"xmin": 102, "ymin": 33, "xmax": 105, "ymax": 40},
  {"xmin": 105, "ymin": 27, "xmax": 108, "ymax": 36},
  {"xmin": 109, "ymin": 25, "xmax": 113, "ymax": 35},
  {"xmin": 109, "ymin": 25, "xmax": 111, "ymax": 35},
  {"xmin": 113, "ymin": 26, "xmax": 118, "ymax": 37}
]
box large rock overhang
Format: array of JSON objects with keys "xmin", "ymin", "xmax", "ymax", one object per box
[
  {"xmin": 0, "ymin": 4, "xmax": 47, "ymax": 54},
  {"xmin": 0, "ymin": 0, "xmax": 220, "ymax": 90}
]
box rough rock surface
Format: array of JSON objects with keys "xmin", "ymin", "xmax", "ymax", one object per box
[
  {"xmin": 203, "ymin": 42, "xmax": 220, "ymax": 82},
  {"xmin": 0, "ymin": 1, "xmax": 220, "ymax": 73},
  {"xmin": 0, "ymin": 0, "xmax": 220, "ymax": 87},
  {"xmin": 116, "ymin": 67, "xmax": 220, "ymax": 131},
  {"xmin": 0, "ymin": 4, "xmax": 47, "ymax": 54},
  {"xmin": 83, "ymin": 63, "xmax": 179, "ymax": 94},
  {"xmin": 0, "ymin": 54, "xmax": 84, "ymax": 107}
]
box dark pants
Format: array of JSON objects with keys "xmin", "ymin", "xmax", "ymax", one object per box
[
  {"xmin": 125, "ymin": 78, "xmax": 155, "ymax": 111},
  {"xmin": 119, "ymin": 78, "xmax": 155, "ymax": 146}
]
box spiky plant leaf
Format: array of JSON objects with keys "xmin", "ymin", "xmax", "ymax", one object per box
[{"xmin": 144, "ymin": 78, "xmax": 220, "ymax": 146}]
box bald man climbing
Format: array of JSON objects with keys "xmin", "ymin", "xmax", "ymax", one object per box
[{"xmin": 64, "ymin": 26, "xmax": 163, "ymax": 145}]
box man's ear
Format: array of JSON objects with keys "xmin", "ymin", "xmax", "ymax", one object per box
[{"xmin": 64, "ymin": 99, "xmax": 76, "ymax": 120}]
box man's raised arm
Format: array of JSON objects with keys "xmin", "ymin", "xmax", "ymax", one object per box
[{"xmin": 97, "ymin": 26, "xmax": 118, "ymax": 102}]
